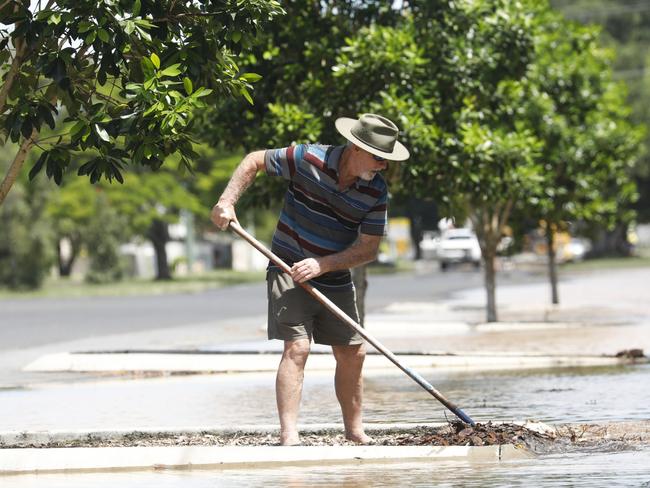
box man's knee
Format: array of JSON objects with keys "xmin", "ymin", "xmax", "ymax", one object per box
[
  {"xmin": 282, "ymin": 339, "xmax": 311, "ymax": 366},
  {"xmin": 333, "ymin": 344, "xmax": 366, "ymax": 366}
]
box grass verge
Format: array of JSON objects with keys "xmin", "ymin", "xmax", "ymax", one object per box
[
  {"xmin": 0, "ymin": 270, "xmax": 266, "ymax": 299},
  {"xmin": 560, "ymin": 256, "xmax": 650, "ymax": 273}
]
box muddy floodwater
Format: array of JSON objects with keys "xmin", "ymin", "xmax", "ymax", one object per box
[
  {"xmin": 2, "ymin": 364, "xmax": 649, "ymax": 486},
  {"xmin": 1, "ymin": 364, "xmax": 648, "ymax": 430}
]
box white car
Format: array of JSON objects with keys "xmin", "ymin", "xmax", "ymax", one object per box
[{"xmin": 436, "ymin": 228, "xmax": 482, "ymax": 270}]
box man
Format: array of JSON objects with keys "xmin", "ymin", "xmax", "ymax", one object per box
[{"xmin": 211, "ymin": 113, "xmax": 409, "ymax": 445}]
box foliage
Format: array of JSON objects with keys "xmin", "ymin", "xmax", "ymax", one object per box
[
  {"xmin": 0, "ymin": 178, "xmax": 55, "ymax": 289},
  {"xmin": 85, "ymin": 191, "xmax": 124, "ymax": 283},
  {"xmin": 550, "ymin": 0, "xmax": 650, "ymax": 221},
  {"xmin": 0, "ymin": 0, "xmax": 284, "ymax": 203},
  {"xmin": 525, "ymin": 8, "xmax": 643, "ymax": 232}
]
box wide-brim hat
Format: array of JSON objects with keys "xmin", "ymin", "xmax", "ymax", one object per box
[{"xmin": 335, "ymin": 113, "xmax": 410, "ymax": 161}]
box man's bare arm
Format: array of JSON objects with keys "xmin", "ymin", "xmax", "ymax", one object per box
[
  {"xmin": 211, "ymin": 150, "xmax": 266, "ymax": 230},
  {"xmin": 290, "ymin": 233, "xmax": 382, "ymax": 283}
]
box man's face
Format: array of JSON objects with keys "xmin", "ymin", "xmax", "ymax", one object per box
[{"xmin": 358, "ymin": 149, "xmax": 388, "ymax": 181}]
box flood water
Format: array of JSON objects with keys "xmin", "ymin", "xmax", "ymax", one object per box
[
  {"xmin": 1, "ymin": 364, "xmax": 648, "ymax": 430},
  {"xmin": 2, "ymin": 364, "xmax": 649, "ymax": 486}
]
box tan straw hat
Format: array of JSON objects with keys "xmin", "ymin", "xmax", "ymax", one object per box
[{"xmin": 335, "ymin": 113, "xmax": 410, "ymax": 161}]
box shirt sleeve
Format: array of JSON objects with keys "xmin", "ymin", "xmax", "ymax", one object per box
[
  {"xmin": 264, "ymin": 144, "xmax": 306, "ymax": 181},
  {"xmin": 360, "ymin": 190, "xmax": 388, "ymax": 237}
]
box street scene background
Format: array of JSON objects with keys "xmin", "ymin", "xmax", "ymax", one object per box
[{"xmin": 1, "ymin": 0, "xmax": 650, "ymax": 486}]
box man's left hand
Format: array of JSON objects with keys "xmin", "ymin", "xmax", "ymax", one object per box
[{"xmin": 290, "ymin": 258, "xmax": 325, "ymax": 283}]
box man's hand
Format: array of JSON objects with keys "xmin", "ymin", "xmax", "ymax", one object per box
[
  {"xmin": 211, "ymin": 202, "xmax": 237, "ymax": 231},
  {"xmin": 290, "ymin": 258, "xmax": 327, "ymax": 283}
]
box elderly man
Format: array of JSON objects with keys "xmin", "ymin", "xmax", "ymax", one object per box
[{"xmin": 211, "ymin": 114, "xmax": 409, "ymax": 445}]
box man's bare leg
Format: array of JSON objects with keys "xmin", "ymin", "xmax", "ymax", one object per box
[
  {"xmin": 276, "ymin": 339, "xmax": 310, "ymax": 445},
  {"xmin": 332, "ymin": 343, "xmax": 373, "ymax": 444}
]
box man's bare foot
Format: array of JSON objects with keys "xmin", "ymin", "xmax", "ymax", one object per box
[
  {"xmin": 345, "ymin": 431, "xmax": 374, "ymax": 445},
  {"xmin": 280, "ymin": 431, "xmax": 301, "ymax": 446}
]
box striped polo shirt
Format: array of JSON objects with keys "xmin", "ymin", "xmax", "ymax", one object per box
[{"xmin": 265, "ymin": 144, "xmax": 388, "ymax": 291}]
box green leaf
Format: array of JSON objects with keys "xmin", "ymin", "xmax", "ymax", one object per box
[
  {"xmin": 133, "ymin": 0, "xmax": 141, "ymax": 16},
  {"xmin": 97, "ymin": 28, "xmax": 109, "ymax": 43},
  {"xmin": 134, "ymin": 25, "xmax": 152, "ymax": 42},
  {"xmin": 95, "ymin": 124, "xmax": 110, "ymax": 142},
  {"xmin": 85, "ymin": 31, "xmax": 96, "ymax": 44},
  {"xmin": 231, "ymin": 31, "xmax": 241, "ymax": 43},
  {"xmin": 240, "ymin": 72, "xmax": 262, "ymax": 82},
  {"xmin": 134, "ymin": 19, "xmax": 156, "ymax": 29},
  {"xmin": 159, "ymin": 63, "xmax": 182, "ymax": 77},
  {"xmin": 141, "ymin": 57, "xmax": 155, "ymax": 79},
  {"xmin": 150, "ymin": 53, "xmax": 160, "ymax": 69},
  {"xmin": 192, "ymin": 87, "xmax": 212, "ymax": 98},
  {"xmin": 78, "ymin": 21, "xmax": 93, "ymax": 33},
  {"xmin": 124, "ymin": 20, "xmax": 135, "ymax": 35},
  {"xmin": 29, "ymin": 151, "xmax": 50, "ymax": 180},
  {"xmin": 240, "ymin": 86, "xmax": 254, "ymax": 105},
  {"xmin": 183, "ymin": 77, "xmax": 193, "ymax": 95}
]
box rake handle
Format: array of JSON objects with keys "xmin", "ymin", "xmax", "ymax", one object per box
[{"xmin": 229, "ymin": 221, "xmax": 476, "ymax": 426}]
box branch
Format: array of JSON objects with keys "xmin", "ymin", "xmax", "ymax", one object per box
[
  {"xmin": 499, "ymin": 198, "xmax": 514, "ymax": 235},
  {"xmin": 0, "ymin": 0, "xmax": 16, "ymax": 12},
  {"xmin": 0, "ymin": 33, "xmax": 27, "ymax": 115},
  {"xmin": 0, "ymin": 127, "xmax": 38, "ymax": 205}
]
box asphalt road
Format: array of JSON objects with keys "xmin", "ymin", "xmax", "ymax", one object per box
[{"xmin": 0, "ymin": 265, "xmax": 537, "ymax": 352}]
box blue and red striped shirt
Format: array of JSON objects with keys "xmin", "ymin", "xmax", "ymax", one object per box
[{"xmin": 265, "ymin": 144, "xmax": 388, "ymax": 291}]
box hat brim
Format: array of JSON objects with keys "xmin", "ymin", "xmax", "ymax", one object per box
[{"xmin": 335, "ymin": 117, "xmax": 410, "ymax": 161}]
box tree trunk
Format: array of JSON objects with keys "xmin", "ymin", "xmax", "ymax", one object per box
[
  {"xmin": 352, "ymin": 264, "xmax": 368, "ymax": 326},
  {"xmin": 484, "ymin": 251, "xmax": 498, "ymax": 322},
  {"xmin": 472, "ymin": 201, "xmax": 512, "ymax": 324},
  {"xmin": 0, "ymin": 128, "xmax": 37, "ymax": 205},
  {"xmin": 57, "ymin": 238, "xmax": 79, "ymax": 277},
  {"xmin": 545, "ymin": 221, "xmax": 559, "ymax": 305},
  {"xmin": 149, "ymin": 219, "xmax": 172, "ymax": 280}
]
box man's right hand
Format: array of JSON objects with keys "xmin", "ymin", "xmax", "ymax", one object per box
[{"xmin": 211, "ymin": 202, "xmax": 237, "ymax": 231}]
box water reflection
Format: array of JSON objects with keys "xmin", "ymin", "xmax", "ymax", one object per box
[{"xmin": 6, "ymin": 449, "xmax": 650, "ymax": 487}]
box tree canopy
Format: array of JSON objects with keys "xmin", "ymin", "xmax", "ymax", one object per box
[{"xmin": 0, "ymin": 0, "xmax": 284, "ymax": 204}]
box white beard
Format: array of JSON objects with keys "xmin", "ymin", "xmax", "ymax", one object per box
[{"xmin": 359, "ymin": 170, "xmax": 377, "ymax": 181}]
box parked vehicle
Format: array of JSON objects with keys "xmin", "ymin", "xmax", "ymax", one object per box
[{"xmin": 436, "ymin": 228, "xmax": 482, "ymax": 270}]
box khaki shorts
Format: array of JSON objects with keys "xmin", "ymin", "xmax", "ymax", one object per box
[{"xmin": 267, "ymin": 270, "xmax": 363, "ymax": 346}]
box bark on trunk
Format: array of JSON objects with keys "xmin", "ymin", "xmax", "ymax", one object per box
[
  {"xmin": 0, "ymin": 128, "xmax": 37, "ymax": 205},
  {"xmin": 545, "ymin": 222, "xmax": 559, "ymax": 305},
  {"xmin": 484, "ymin": 251, "xmax": 498, "ymax": 322},
  {"xmin": 352, "ymin": 264, "xmax": 368, "ymax": 326},
  {"xmin": 149, "ymin": 219, "xmax": 172, "ymax": 280},
  {"xmin": 57, "ymin": 239, "xmax": 79, "ymax": 277}
]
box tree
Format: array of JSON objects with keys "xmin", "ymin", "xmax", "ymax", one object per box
[
  {"xmin": 0, "ymin": 0, "xmax": 284, "ymax": 204},
  {"xmin": 338, "ymin": 1, "xmax": 542, "ymax": 322},
  {"xmin": 104, "ymin": 170, "xmax": 202, "ymax": 280},
  {"xmin": 46, "ymin": 177, "xmax": 98, "ymax": 275},
  {"xmin": 84, "ymin": 190, "xmax": 125, "ymax": 283},
  {"xmin": 516, "ymin": 7, "xmax": 644, "ymax": 304},
  {"xmin": 551, "ymin": 0, "xmax": 650, "ymax": 224}
]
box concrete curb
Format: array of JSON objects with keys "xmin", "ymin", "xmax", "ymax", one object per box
[
  {"xmin": 0, "ymin": 444, "xmax": 531, "ymax": 474},
  {"xmin": 23, "ymin": 351, "xmax": 647, "ymax": 374}
]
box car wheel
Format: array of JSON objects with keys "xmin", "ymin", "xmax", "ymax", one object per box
[{"xmin": 440, "ymin": 261, "xmax": 449, "ymax": 271}]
